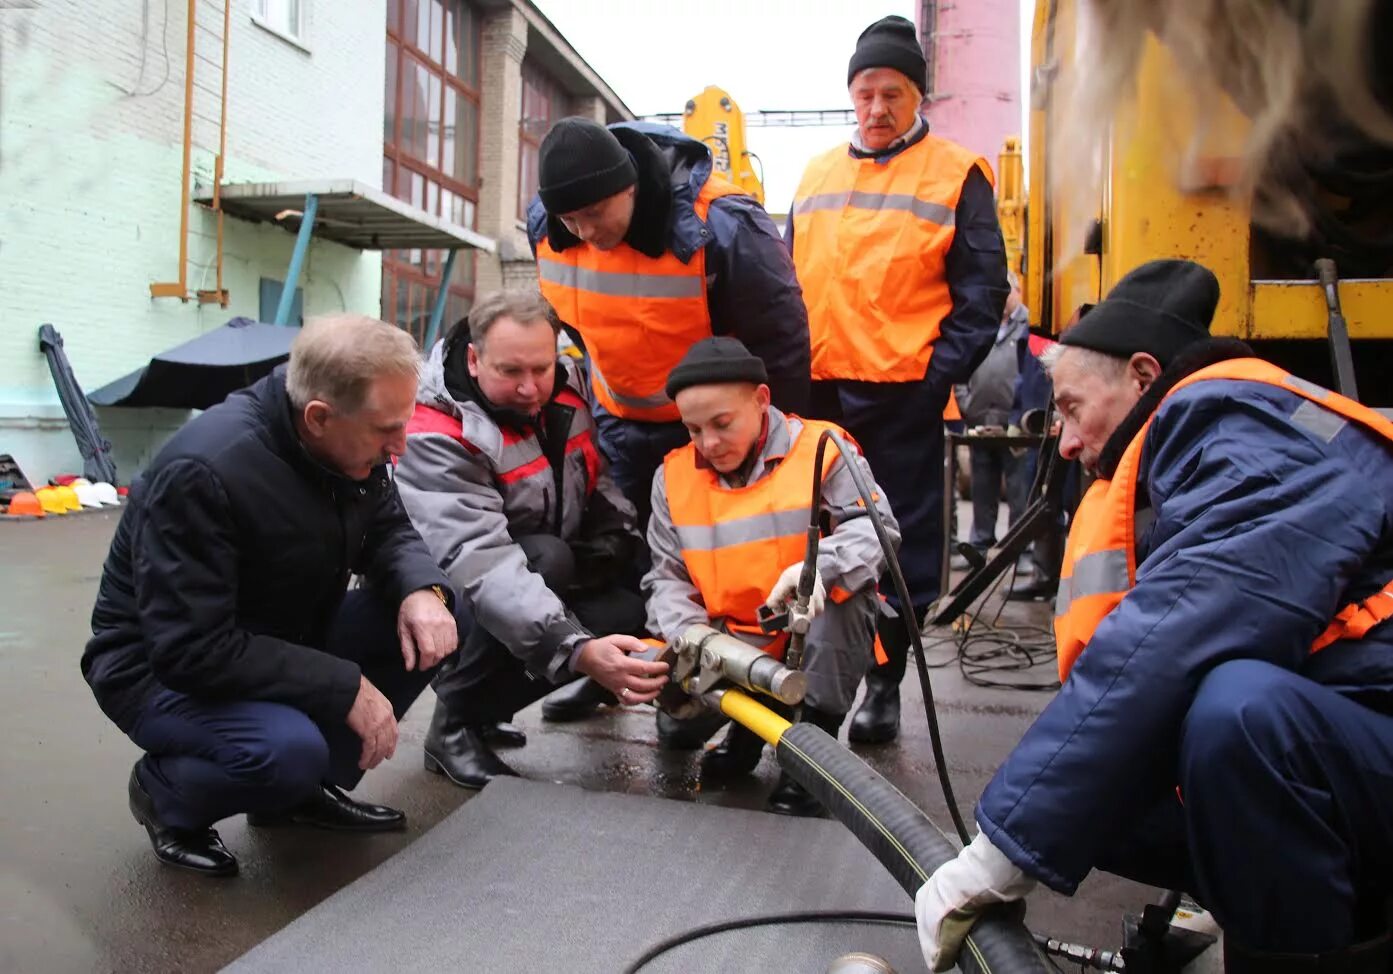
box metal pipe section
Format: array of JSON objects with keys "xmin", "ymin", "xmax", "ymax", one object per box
[
  {"xmin": 709, "ymin": 688, "xmax": 792, "ymax": 747},
  {"xmin": 273, "ymin": 193, "xmax": 319, "ymax": 326},
  {"xmin": 680, "ymin": 625, "xmax": 807, "ymax": 705},
  {"xmin": 149, "ymin": 0, "xmax": 200, "ymax": 301},
  {"xmin": 424, "ymin": 248, "xmax": 460, "ymax": 349}
]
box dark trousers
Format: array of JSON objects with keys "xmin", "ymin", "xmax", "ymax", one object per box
[
  {"xmin": 967, "ymin": 443, "xmax": 1029, "ymax": 549},
  {"xmin": 810, "ymin": 377, "xmax": 948, "ymax": 620},
  {"xmin": 1096, "ymin": 661, "xmax": 1393, "ymax": 953},
  {"xmin": 593, "ymin": 409, "xmax": 689, "ymax": 533},
  {"xmin": 127, "ymin": 588, "xmax": 446, "ymax": 831},
  {"xmin": 431, "ymin": 534, "xmax": 647, "ymax": 724}
]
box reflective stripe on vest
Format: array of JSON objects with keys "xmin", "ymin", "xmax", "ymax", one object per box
[
  {"xmin": 791, "ymin": 133, "xmax": 992, "ymax": 383},
  {"xmin": 536, "ymin": 173, "xmax": 747, "ymax": 423},
  {"xmin": 663, "ymin": 416, "xmax": 845, "ymax": 661},
  {"xmin": 1054, "ymin": 359, "xmax": 1393, "ymax": 680}
]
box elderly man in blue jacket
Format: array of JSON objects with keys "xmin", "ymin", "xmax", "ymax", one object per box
[{"xmin": 916, "ymin": 261, "xmax": 1393, "ymax": 973}]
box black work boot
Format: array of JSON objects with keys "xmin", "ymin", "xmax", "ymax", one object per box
[
  {"xmin": 128, "ymin": 762, "xmax": 238, "ymax": 877},
  {"xmin": 422, "ymin": 698, "xmax": 519, "ymax": 790},
  {"xmin": 482, "ymin": 722, "xmax": 527, "ymax": 748},
  {"xmin": 700, "ymin": 721, "xmax": 766, "ymax": 779},
  {"xmin": 848, "ymin": 612, "xmax": 910, "ymax": 745},
  {"xmin": 767, "ymin": 707, "xmax": 844, "ymax": 817},
  {"xmin": 541, "ymin": 676, "xmax": 618, "ymax": 723}
]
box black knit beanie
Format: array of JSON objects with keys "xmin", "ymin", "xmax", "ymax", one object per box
[
  {"xmin": 665, "ymin": 338, "xmax": 769, "ymax": 399},
  {"xmin": 538, "ymin": 117, "xmax": 638, "ymax": 215},
  {"xmin": 847, "ymin": 15, "xmax": 927, "ymax": 90},
  {"xmin": 1060, "ymin": 260, "xmax": 1219, "ymax": 368}
]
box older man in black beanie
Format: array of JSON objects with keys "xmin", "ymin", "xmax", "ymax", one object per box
[
  {"xmin": 643, "ymin": 337, "xmax": 899, "ymax": 816},
  {"xmin": 527, "ymin": 118, "xmax": 811, "ymax": 728},
  {"xmin": 788, "ymin": 14, "xmax": 1009, "ymax": 747},
  {"xmin": 916, "ymin": 259, "xmax": 1393, "ymax": 974}
]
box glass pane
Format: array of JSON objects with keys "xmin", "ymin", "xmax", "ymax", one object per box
[
  {"xmin": 395, "ymin": 278, "xmax": 410, "ymax": 331},
  {"xmin": 443, "ymin": 4, "xmax": 458, "ymax": 75},
  {"xmin": 383, "ymin": 41, "xmax": 398, "ymax": 146},
  {"xmin": 461, "ymin": 197, "xmax": 476, "ymax": 229},
  {"xmin": 416, "ymin": 0, "xmax": 431, "ymax": 54},
  {"xmin": 453, "ymin": 95, "xmax": 478, "ymax": 187},
  {"xmin": 401, "ymin": 0, "xmax": 419, "ymax": 46},
  {"xmin": 387, "ymin": 0, "xmax": 401, "ymax": 35},
  {"xmin": 453, "ymin": 2, "xmax": 477, "ymax": 87},
  {"xmin": 451, "ymin": 193, "xmax": 465, "ymax": 226},
  {"xmin": 382, "ymin": 156, "xmax": 394, "ymax": 195},
  {"xmin": 439, "ymin": 188, "xmax": 454, "ymax": 223},
  {"xmin": 518, "ymin": 142, "xmax": 539, "ymax": 220},
  {"xmin": 427, "ymin": 73, "xmax": 442, "ymax": 168},
  {"xmin": 409, "ymin": 170, "xmax": 425, "ymax": 210},
  {"xmin": 426, "ymin": 181, "xmax": 440, "ymax": 218},
  {"xmin": 401, "ymin": 56, "xmax": 429, "ymax": 161},
  {"xmin": 428, "ymin": 0, "xmax": 445, "ymax": 62},
  {"xmin": 442, "ymin": 87, "xmax": 457, "ymax": 181},
  {"xmin": 460, "ymin": 250, "xmax": 476, "ymax": 286}
]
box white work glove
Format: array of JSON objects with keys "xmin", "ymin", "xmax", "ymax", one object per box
[
  {"xmin": 916, "ymin": 831, "xmax": 1036, "ymax": 972},
  {"xmin": 764, "ymin": 561, "xmax": 826, "ymax": 619}
]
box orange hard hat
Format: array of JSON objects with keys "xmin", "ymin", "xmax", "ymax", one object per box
[{"xmin": 5, "ymin": 491, "xmax": 44, "ymax": 517}]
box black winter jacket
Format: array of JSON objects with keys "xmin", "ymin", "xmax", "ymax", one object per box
[{"xmin": 81, "ymin": 370, "xmax": 450, "ymax": 731}]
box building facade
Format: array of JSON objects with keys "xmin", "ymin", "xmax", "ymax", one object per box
[{"xmin": 0, "ymin": 0, "xmax": 629, "ymax": 484}]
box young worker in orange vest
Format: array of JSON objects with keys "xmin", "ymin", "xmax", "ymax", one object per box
[
  {"xmin": 642, "ymin": 338, "xmax": 899, "ymax": 816},
  {"xmin": 789, "ymin": 15, "xmax": 1009, "ymax": 746},
  {"xmin": 917, "ymin": 261, "xmax": 1393, "ymax": 973}
]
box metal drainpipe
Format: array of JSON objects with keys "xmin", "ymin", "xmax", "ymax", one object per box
[{"xmin": 198, "ymin": 0, "xmax": 232, "ymax": 307}]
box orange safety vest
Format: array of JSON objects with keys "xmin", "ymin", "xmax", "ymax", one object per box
[
  {"xmin": 536, "ymin": 174, "xmax": 747, "ymax": 423},
  {"xmin": 791, "ymin": 133, "xmax": 993, "ymax": 383},
  {"xmin": 1054, "ymin": 359, "xmax": 1393, "ymax": 680},
  {"xmin": 664, "ymin": 416, "xmax": 855, "ymax": 661}
]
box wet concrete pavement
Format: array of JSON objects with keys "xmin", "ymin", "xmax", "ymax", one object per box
[{"xmin": 0, "ymin": 511, "xmax": 1156, "ymax": 973}]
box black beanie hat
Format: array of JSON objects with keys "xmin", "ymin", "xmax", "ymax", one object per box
[
  {"xmin": 538, "ymin": 117, "xmax": 639, "ymax": 215},
  {"xmin": 665, "ymin": 337, "xmax": 769, "ymax": 399},
  {"xmin": 847, "ymin": 15, "xmax": 927, "ymax": 90},
  {"xmin": 1060, "ymin": 259, "xmax": 1219, "ymax": 368}
]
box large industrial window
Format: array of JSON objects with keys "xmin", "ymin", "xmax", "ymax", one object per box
[
  {"xmin": 518, "ymin": 60, "xmax": 569, "ymax": 221},
  {"xmin": 383, "ymin": 0, "xmax": 481, "ymax": 346}
]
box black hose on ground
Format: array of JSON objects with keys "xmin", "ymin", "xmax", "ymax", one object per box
[
  {"xmin": 778, "ymin": 721, "xmax": 1051, "ymax": 974},
  {"xmin": 809, "ymin": 429, "xmax": 972, "ymax": 844}
]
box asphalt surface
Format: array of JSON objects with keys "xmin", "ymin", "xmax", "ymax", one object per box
[{"xmin": 0, "ymin": 510, "xmax": 1158, "ymax": 973}]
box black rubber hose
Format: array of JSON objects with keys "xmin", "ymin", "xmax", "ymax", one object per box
[
  {"xmin": 778, "ymin": 722, "xmax": 1051, "ymax": 974},
  {"xmin": 810, "ymin": 428, "xmax": 972, "ymax": 844}
]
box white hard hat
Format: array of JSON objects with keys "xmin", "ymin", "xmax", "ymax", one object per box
[
  {"xmin": 90, "ymin": 482, "xmax": 121, "ymax": 506},
  {"xmin": 73, "ymin": 484, "xmax": 104, "ymax": 508}
]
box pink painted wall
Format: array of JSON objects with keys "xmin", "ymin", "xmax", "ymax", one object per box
[{"xmin": 917, "ymin": 0, "xmax": 1021, "ymax": 165}]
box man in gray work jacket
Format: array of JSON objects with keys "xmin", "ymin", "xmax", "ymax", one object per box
[{"xmin": 395, "ymin": 289, "xmax": 669, "ymax": 788}]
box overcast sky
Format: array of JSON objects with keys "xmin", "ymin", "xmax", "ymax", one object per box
[{"xmin": 532, "ymin": 0, "xmax": 1034, "ymax": 211}]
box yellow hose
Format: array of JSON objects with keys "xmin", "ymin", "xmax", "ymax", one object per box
[{"xmin": 720, "ymin": 688, "xmax": 792, "ymax": 746}]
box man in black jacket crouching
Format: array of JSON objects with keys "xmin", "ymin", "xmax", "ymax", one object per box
[{"xmin": 81, "ymin": 314, "xmax": 461, "ymax": 877}]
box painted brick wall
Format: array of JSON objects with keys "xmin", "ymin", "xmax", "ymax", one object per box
[{"xmin": 0, "ymin": 0, "xmax": 386, "ymax": 482}]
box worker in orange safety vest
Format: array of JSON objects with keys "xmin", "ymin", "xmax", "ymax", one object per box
[
  {"xmin": 788, "ymin": 15, "xmax": 1010, "ymax": 747},
  {"xmin": 643, "ymin": 337, "xmax": 899, "ymax": 817}
]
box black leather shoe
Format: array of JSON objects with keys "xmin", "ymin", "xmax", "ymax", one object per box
[
  {"xmin": 481, "ymin": 721, "xmax": 527, "ymax": 748},
  {"xmin": 128, "ymin": 764, "xmax": 238, "ymax": 877},
  {"xmin": 700, "ymin": 722, "xmax": 766, "ymax": 779},
  {"xmin": 766, "ymin": 771, "xmax": 824, "ymax": 817},
  {"xmin": 247, "ymin": 784, "xmax": 406, "ymax": 832},
  {"xmin": 848, "ymin": 675, "xmax": 900, "ymax": 745},
  {"xmin": 422, "ymin": 699, "xmax": 519, "ymax": 790},
  {"xmin": 541, "ymin": 677, "xmax": 617, "ymax": 723}
]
